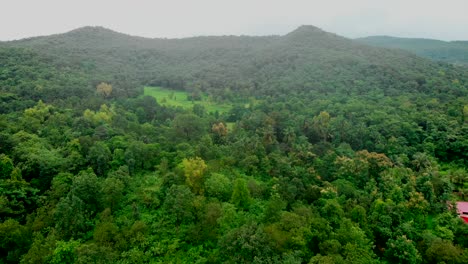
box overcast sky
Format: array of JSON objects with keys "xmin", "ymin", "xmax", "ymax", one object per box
[{"xmin": 1, "ymin": 0, "xmax": 467, "ymax": 41}]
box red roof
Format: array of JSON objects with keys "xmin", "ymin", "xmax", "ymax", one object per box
[
  {"xmin": 462, "ymin": 216, "xmax": 468, "ymax": 224},
  {"xmin": 456, "ymin": 202, "xmax": 468, "ymax": 215}
]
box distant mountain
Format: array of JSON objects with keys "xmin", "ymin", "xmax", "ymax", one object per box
[
  {"xmin": 357, "ymin": 36, "xmax": 468, "ymax": 66},
  {"xmin": 3, "ymin": 26, "xmax": 467, "ymax": 100}
]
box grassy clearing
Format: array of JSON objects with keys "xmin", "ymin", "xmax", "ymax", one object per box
[
  {"xmin": 226, "ymin": 122, "xmax": 236, "ymax": 131},
  {"xmin": 144, "ymin": 86, "xmax": 232, "ymax": 113}
]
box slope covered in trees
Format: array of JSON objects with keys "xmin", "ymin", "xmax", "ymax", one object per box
[
  {"xmin": 6, "ymin": 25, "xmax": 468, "ymax": 99},
  {"xmin": 1, "ymin": 26, "xmax": 468, "ymax": 263},
  {"xmin": 357, "ymin": 36, "xmax": 468, "ymax": 66}
]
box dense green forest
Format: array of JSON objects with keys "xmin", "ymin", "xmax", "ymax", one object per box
[
  {"xmin": 357, "ymin": 36, "xmax": 468, "ymax": 66},
  {"xmin": 1, "ymin": 25, "xmax": 468, "ymax": 263}
]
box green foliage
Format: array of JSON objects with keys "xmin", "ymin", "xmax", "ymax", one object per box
[
  {"xmin": 144, "ymin": 86, "xmax": 232, "ymax": 113},
  {"xmin": 1, "ymin": 25, "xmax": 468, "ymax": 263},
  {"xmin": 87, "ymin": 141, "xmax": 112, "ymax": 176},
  {"xmin": 49, "ymin": 239, "xmax": 80, "ymax": 264},
  {"xmin": 102, "ymin": 176, "xmax": 125, "ymax": 210},
  {"xmin": 425, "ymin": 239, "xmax": 465, "ymax": 264},
  {"xmin": 343, "ymin": 243, "xmax": 379, "ymax": 264},
  {"xmin": 181, "ymin": 157, "xmax": 207, "ymax": 195},
  {"xmin": 93, "ymin": 209, "xmax": 119, "ymax": 246},
  {"xmin": 219, "ymin": 222, "xmax": 274, "ymax": 263},
  {"xmin": 230, "ymin": 178, "xmax": 252, "ymax": 210},
  {"xmin": 385, "ymin": 236, "xmax": 422, "ymax": 264},
  {"xmin": 312, "ymin": 111, "xmax": 331, "ymax": 143},
  {"xmin": 358, "ymin": 35, "xmax": 468, "ymax": 66},
  {"xmin": 11, "ymin": 131, "xmax": 66, "ymax": 191},
  {"xmin": 172, "ymin": 113, "xmax": 206, "ymax": 141},
  {"xmin": 163, "ymin": 185, "xmax": 195, "ymax": 224},
  {"xmin": 54, "ymin": 194, "xmax": 89, "ymax": 240},
  {"xmin": 70, "ymin": 169, "xmax": 102, "ymax": 213},
  {"xmin": 205, "ymin": 173, "xmax": 232, "ymax": 201},
  {"xmin": 0, "ymin": 178, "xmax": 39, "ymax": 220},
  {"xmin": 0, "ymin": 219, "xmax": 31, "ymax": 263},
  {"xmin": 0, "ymin": 154, "xmax": 14, "ymax": 179},
  {"xmin": 20, "ymin": 232, "xmax": 57, "ymax": 264}
]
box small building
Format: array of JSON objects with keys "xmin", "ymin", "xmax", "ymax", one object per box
[{"xmin": 456, "ymin": 202, "xmax": 468, "ymax": 223}]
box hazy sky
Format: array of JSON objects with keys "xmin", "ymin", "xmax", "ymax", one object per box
[{"xmin": 1, "ymin": 0, "xmax": 467, "ymax": 41}]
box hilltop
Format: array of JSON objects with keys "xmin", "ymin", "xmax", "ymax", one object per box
[{"xmin": 5, "ymin": 25, "xmax": 466, "ymax": 100}]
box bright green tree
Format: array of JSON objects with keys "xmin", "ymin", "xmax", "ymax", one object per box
[
  {"xmin": 205, "ymin": 173, "xmax": 232, "ymax": 201},
  {"xmin": 181, "ymin": 157, "xmax": 207, "ymax": 195},
  {"xmin": 230, "ymin": 178, "xmax": 251, "ymax": 210}
]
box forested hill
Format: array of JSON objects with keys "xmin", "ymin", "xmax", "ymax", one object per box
[
  {"xmin": 357, "ymin": 35, "xmax": 468, "ymax": 66},
  {"xmin": 1, "ymin": 26, "xmax": 468, "ymax": 263},
  {"xmin": 5, "ymin": 25, "xmax": 467, "ymax": 100}
]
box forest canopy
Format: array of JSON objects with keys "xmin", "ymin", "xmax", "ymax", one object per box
[{"xmin": 0, "ymin": 25, "xmax": 468, "ymax": 263}]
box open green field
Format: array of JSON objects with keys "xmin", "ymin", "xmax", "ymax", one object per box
[{"xmin": 144, "ymin": 86, "xmax": 232, "ymax": 113}]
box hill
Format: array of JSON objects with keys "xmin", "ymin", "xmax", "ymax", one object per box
[
  {"xmin": 5, "ymin": 25, "xmax": 467, "ymax": 100},
  {"xmin": 357, "ymin": 35, "xmax": 468, "ymax": 66},
  {"xmin": 1, "ymin": 25, "xmax": 468, "ymax": 264}
]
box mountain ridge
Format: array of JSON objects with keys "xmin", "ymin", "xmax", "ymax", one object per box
[
  {"xmin": 2, "ymin": 24, "xmax": 466, "ymax": 101},
  {"xmin": 357, "ymin": 35, "xmax": 468, "ymax": 65},
  {"xmin": 5, "ymin": 25, "xmax": 281, "ymax": 46}
]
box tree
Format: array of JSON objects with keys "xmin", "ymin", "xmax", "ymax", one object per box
[
  {"xmin": 74, "ymin": 242, "xmax": 119, "ymax": 264},
  {"xmin": 205, "ymin": 173, "xmax": 232, "ymax": 201},
  {"xmin": 343, "ymin": 243, "xmax": 379, "ymax": 264},
  {"xmin": 425, "ymin": 239, "xmax": 465, "ymax": 264},
  {"xmin": 267, "ymin": 211, "xmax": 312, "ymax": 252},
  {"xmin": 181, "ymin": 157, "xmax": 207, "ymax": 195},
  {"xmin": 188, "ymin": 88, "xmax": 202, "ymax": 101},
  {"xmin": 11, "ymin": 131, "xmax": 66, "ymax": 191},
  {"xmin": 70, "ymin": 169, "xmax": 103, "ymax": 213},
  {"xmin": 412, "ymin": 152, "xmax": 434, "ymax": 172},
  {"xmin": 96, "ymin": 82, "xmax": 112, "ymax": 98},
  {"xmin": 309, "ymin": 254, "xmax": 341, "ymax": 264},
  {"xmin": 20, "ymin": 232, "xmax": 57, "ymax": 264},
  {"xmin": 320, "ymin": 199, "xmax": 344, "ymax": 227},
  {"xmin": 447, "ymin": 168, "xmax": 468, "ymax": 198},
  {"xmin": 102, "ymin": 176, "xmax": 124, "ymax": 210},
  {"xmin": 0, "ymin": 154, "xmax": 14, "ymax": 179},
  {"xmin": 172, "ymin": 113, "xmax": 206, "ymax": 141},
  {"xmin": 192, "ymin": 104, "xmax": 206, "ymax": 117},
  {"xmin": 49, "ymin": 239, "xmax": 81, "ymax": 264},
  {"xmin": 87, "ymin": 142, "xmax": 112, "ymax": 176},
  {"xmin": 163, "ymin": 185, "xmax": 195, "ymax": 225},
  {"xmin": 350, "ymin": 205, "xmax": 367, "ymax": 227},
  {"xmin": 263, "ymin": 193, "xmax": 287, "ymax": 223},
  {"xmin": 219, "ymin": 222, "xmax": 275, "ymax": 263},
  {"xmin": 54, "ymin": 194, "xmax": 89, "ymax": 240},
  {"xmin": 463, "ymin": 105, "xmax": 468, "ymax": 124},
  {"xmin": 190, "ymin": 201, "xmax": 223, "ymax": 243},
  {"xmin": 0, "ymin": 219, "xmax": 32, "ymax": 263},
  {"xmin": 0, "ymin": 177, "xmax": 39, "ymax": 221},
  {"xmin": 385, "ymin": 235, "xmax": 421, "ymax": 264},
  {"xmin": 312, "ymin": 111, "xmax": 331, "ymax": 143},
  {"xmin": 212, "ymin": 122, "xmax": 228, "ymax": 143},
  {"xmin": 93, "ymin": 208, "xmax": 119, "ymax": 246},
  {"xmin": 231, "ymin": 178, "xmax": 251, "ymax": 210},
  {"xmin": 335, "ymin": 150, "xmax": 391, "ymax": 188},
  {"xmin": 21, "ymin": 100, "xmax": 53, "ymax": 133}
]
